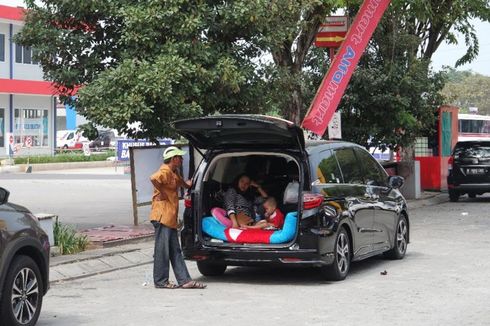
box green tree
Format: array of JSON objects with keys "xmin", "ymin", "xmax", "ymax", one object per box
[
  {"xmin": 442, "ymin": 69, "xmax": 490, "ymax": 115},
  {"xmin": 331, "ymin": 0, "xmax": 490, "ymax": 150},
  {"xmin": 16, "ymin": 0, "xmax": 269, "ymax": 141},
  {"xmin": 16, "ymin": 0, "xmax": 490, "ymax": 146}
]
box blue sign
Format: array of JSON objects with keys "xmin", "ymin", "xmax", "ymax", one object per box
[{"xmin": 117, "ymin": 139, "xmax": 173, "ymax": 161}]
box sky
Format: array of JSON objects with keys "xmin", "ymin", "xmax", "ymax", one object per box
[{"xmin": 1, "ymin": 0, "xmax": 490, "ymax": 76}]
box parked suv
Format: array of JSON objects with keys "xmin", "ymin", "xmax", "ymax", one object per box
[
  {"xmin": 89, "ymin": 130, "xmax": 116, "ymax": 151},
  {"xmin": 0, "ymin": 187, "xmax": 50, "ymax": 326},
  {"xmin": 447, "ymin": 141, "xmax": 490, "ymax": 202},
  {"xmin": 175, "ymin": 115, "xmax": 409, "ymax": 281}
]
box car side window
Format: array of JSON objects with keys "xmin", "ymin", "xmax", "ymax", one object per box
[
  {"xmin": 316, "ymin": 149, "xmax": 343, "ymax": 183},
  {"xmin": 334, "ymin": 148, "xmax": 363, "ymax": 184},
  {"xmin": 353, "ymin": 147, "xmax": 388, "ymax": 186}
]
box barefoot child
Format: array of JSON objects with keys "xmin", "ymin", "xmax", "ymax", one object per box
[{"xmin": 244, "ymin": 197, "xmax": 284, "ymax": 230}]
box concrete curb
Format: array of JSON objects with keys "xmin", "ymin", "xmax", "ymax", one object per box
[
  {"xmin": 50, "ymin": 242, "xmax": 154, "ymax": 283},
  {"xmin": 0, "ymin": 160, "xmax": 116, "ymax": 173},
  {"xmin": 87, "ymin": 234, "xmax": 155, "ymax": 249},
  {"xmin": 407, "ymin": 193, "xmax": 448, "ymax": 210}
]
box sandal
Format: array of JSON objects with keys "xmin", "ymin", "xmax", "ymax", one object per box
[
  {"xmin": 180, "ymin": 280, "xmax": 206, "ymax": 289},
  {"xmin": 155, "ymin": 282, "xmax": 178, "ymax": 289}
]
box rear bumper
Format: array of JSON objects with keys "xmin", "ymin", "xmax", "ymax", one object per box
[
  {"xmin": 448, "ymin": 182, "xmax": 490, "ymax": 193},
  {"xmin": 183, "ymin": 246, "xmax": 334, "ymax": 267}
]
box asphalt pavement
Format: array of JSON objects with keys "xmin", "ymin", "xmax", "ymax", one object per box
[
  {"xmin": 1, "ymin": 162, "xmax": 450, "ymax": 284},
  {"xmin": 48, "ymin": 186, "xmax": 448, "ymax": 284}
]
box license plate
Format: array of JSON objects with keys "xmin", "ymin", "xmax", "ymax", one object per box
[{"xmin": 467, "ymin": 168, "xmax": 485, "ymax": 175}]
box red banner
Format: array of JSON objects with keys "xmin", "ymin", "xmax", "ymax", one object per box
[{"xmin": 302, "ymin": 0, "xmax": 392, "ymax": 136}]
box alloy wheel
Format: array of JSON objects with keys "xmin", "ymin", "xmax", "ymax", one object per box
[
  {"xmin": 11, "ymin": 267, "xmax": 39, "ymax": 324},
  {"xmin": 336, "ymin": 232, "xmax": 350, "ymax": 273},
  {"xmin": 396, "ymin": 219, "xmax": 408, "ymax": 255}
]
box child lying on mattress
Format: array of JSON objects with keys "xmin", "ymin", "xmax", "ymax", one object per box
[
  {"xmin": 242, "ymin": 197, "xmax": 284, "ymax": 230},
  {"xmin": 211, "ymin": 197, "xmax": 284, "ymax": 230}
]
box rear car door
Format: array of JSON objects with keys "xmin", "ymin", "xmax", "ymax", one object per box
[
  {"xmin": 334, "ymin": 147, "xmax": 375, "ymax": 257},
  {"xmin": 353, "ymin": 147, "xmax": 398, "ymax": 251},
  {"xmin": 173, "ymin": 115, "xmax": 305, "ymax": 151}
]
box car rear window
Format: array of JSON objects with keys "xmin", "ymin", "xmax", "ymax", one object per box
[{"xmin": 453, "ymin": 142, "xmax": 490, "ymax": 159}]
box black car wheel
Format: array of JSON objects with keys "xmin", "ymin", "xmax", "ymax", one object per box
[
  {"xmin": 449, "ymin": 189, "xmax": 460, "ymax": 202},
  {"xmin": 320, "ymin": 227, "xmax": 351, "ymax": 281},
  {"xmin": 468, "ymin": 193, "xmax": 476, "ymax": 198},
  {"xmin": 0, "ymin": 255, "xmax": 43, "ymax": 326},
  {"xmin": 197, "ymin": 261, "xmax": 227, "ymax": 276},
  {"xmin": 385, "ymin": 215, "xmax": 408, "ymax": 260}
]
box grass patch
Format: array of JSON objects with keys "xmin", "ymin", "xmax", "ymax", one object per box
[
  {"xmin": 53, "ymin": 217, "xmax": 89, "ymax": 255},
  {"xmin": 14, "ymin": 150, "xmax": 115, "ymax": 164}
]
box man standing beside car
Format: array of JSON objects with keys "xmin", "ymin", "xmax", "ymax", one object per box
[{"xmin": 149, "ymin": 146, "xmax": 206, "ymax": 289}]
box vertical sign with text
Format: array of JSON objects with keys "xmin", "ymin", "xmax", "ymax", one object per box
[{"xmin": 302, "ymin": 0, "xmax": 392, "ymax": 136}]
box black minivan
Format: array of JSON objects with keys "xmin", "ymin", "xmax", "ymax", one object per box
[
  {"xmin": 175, "ymin": 115, "xmax": 409, "ymax": 281},
  {"xmin": 447, "ymin": 140, "xmax": 490, "ymax": 202}
]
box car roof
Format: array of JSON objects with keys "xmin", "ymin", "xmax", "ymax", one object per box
[{"xmin": 305, "ymin": 139, "xmax": 365, "ymax": 155}]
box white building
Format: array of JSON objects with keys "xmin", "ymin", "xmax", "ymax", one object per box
[{"xmin": 0, "ymin": 4, "xmax": 58, "ymax": 157}]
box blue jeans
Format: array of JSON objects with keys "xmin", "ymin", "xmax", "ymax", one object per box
[{"xmin": 152, "ymin": 221, "xmax": 191, "ymax": 286}]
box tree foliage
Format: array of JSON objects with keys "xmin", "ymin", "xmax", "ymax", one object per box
[
  {"xmin": 15, "ymin": 0, "xmax": 490, "ymax": 147},
  {"xmin": 441, "ymin": 68, "xmax": 490, "ymax": 115},
  {"xmin": 330, "ymin": 0, "xmax": 489, "ymax": 150},
  {"xmin": 17, "ymin": 0, "xmax": 269, "ymax": 141},
  {"xmin": 388, "ymin": 0, "xmax": 490, "ymax": 66}
]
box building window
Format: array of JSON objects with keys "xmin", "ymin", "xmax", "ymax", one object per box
[
  {"xmin": 14, "ymin": 108, "xmax": 49, "ymax": 147},
  {"xmin": 32, "ymin": 48, "xmax": 39, "ymax": 64},
  {"xmin": 0, "ymin": 34, "xmax": 5, "ymax": 61},
  {"xmin": 15, "ymin": 43, "xmax": 22, "ymax": 63},
  {"xmin": 15, "ymin": 44, "xmax": 39, "ymax": 65},
  {"xmin": 0, "ymin": 109, "xmax": 4, "ymax": 147},
  {"xmin": 23, "ymin": 46, "xmax": 32, "ymax": 64}
]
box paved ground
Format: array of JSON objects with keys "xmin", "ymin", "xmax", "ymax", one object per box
[
  {"xmin": 0, "ymin": 165, "xmax": 157, "ymax": 229},
  {"xmin": 39, "ymin": 197, "xmax": 490, "ymax": 326},
  {"xmin": 2, "ymin": 164, "xmax": 450, "ymax": 284},
  {"xmin": 48, "ymin": 189, "xmax": 448, "ymax": 283}
]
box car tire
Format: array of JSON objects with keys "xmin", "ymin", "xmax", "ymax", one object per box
[
  {"xmin": 197, "ymin": 261, "xmax": 227, "ymax": 276},
  {"xmin": 468, "ymin": 193, "xmax": 476, "ymax": 198},
  {"xmin": 384, "ymin": 214, "xmax": 408, "ymax": 260},
  {"xmin": 449, "ymin": 189, "xmax": 459, "ymax": 202},
  {"xmin": 320, "ymin": 227, "xmax": 351, "ymax": 281},
  {"xmin": 0, "ymin": 255, "xmax": 43, "ymax": 326}
]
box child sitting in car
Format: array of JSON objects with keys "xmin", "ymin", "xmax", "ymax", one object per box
[{"xmin": 243, "ymin": 197, "xmax": 284, "ymax": 230}]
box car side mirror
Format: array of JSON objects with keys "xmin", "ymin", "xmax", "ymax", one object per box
[
  {"xmin": 387, "ymin": 176, "xmax": 404, "ymax": 189},
  {"xmin": 0, "ymin": 187, "xmax": 10, "ymax": 205}
]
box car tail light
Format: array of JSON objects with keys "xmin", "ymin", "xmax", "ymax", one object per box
[
  {"xmin": 448, "ymin": 156, "xmax": 454, "ymax": 171},
  {"xmin": 192, "ymin": 255, "xmax": 208, "ymax": 261},
  {"xmin": 303, "ymin": 193, "xmax": 323, "ymax": 210},
  {"xmin": 184, "ymin": 193, "xmax": 192, "ymax": 208}
]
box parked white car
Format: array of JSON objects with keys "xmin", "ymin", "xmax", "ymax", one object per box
[{"xmin": 56, "ymin": 130, "xmax": 88, "ymax": 149}]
